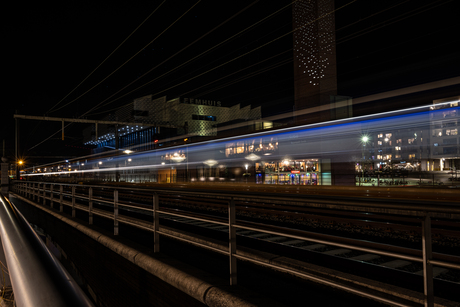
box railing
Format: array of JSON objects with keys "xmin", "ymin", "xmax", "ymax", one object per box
[
  {"xmin": 11, "ymin": 181, "xmax": 460, "ymax": 307},
  {"xmin": 0, "ymin": 191, "xmax": 94, "ymax": 307}
]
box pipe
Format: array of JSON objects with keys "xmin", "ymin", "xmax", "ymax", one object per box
[{"xmin": 0, "ymin": 193, "xmax": 93, "ymax": 307}]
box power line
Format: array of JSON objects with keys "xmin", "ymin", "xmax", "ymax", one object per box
[
  {"xmin": 86, "ymin": 0, "xmax": 355, "ymax": 116},
  {"xmin": 29, "ymin": 0, "xmax": 356, "ymax": 151},
  {"xmin": 46, "ymin": 1, "xmax": 166, "ymax": 114},
  {"xmin": 49, "ymin": 0, "xmax": 199, "ymax": 114},
  {"xmin": 336, "ymin": 0, "xmax": 452, "ymax": 45},
  {"xmin": 85, "ymin": 0, "xmax": 284, "ymax": 114},
  {"xmin": 28, "ymin": 1, "xmax": 201, "ymax": 151}
]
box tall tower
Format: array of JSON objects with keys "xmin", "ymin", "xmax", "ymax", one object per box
[{"xmin": 292, "ymin": 0, "xmax": 338, "ymax": 123}]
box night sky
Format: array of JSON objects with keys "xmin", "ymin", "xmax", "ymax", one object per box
[{"xmin": 2, "ymin": 0, "xmax": 458, "ymax": 164}]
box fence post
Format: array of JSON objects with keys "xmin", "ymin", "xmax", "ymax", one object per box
[
  {"xmin": 228, "ymin": 196, "xmax": 237, "ymax": 285},
  {"xmin": 89, "ymin": 187, "xmax": 93, "ymax": 225},
  {"xmin": 114, "ymin": 190, "xmax": 118, "ymax": 235},
  {"xmin": 153, "ymin": 193, "xmax": 159, "ymax": 253},
  {"xmin": 43, "ymin": 183, "xmax": 46, "ymax": 206},
  {"xmin": 71, "ymin": 186, "xmax": 76, "ymax": 218},
  {"xmin": 422, "ymin": 214, "xmax": 434, "ymax": 307},
  {"xmin": 33, "ymin": 183, "xmax": 36, "ymax": 201},
  {"xmin": 50, "ymin": 185, "xmax": 54, "ymax": 209},
  {"xmin": 59, "ymin": 185, "xmax": 63, "ymax": 212}
]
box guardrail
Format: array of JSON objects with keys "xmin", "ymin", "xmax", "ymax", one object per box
[
  {"xmin": 0, "ymin": 191, "xmax": 94, "ymax": 307},
  {"xmin": 11, "ymin": 181, "xmax": 460, "ymax": 307}
]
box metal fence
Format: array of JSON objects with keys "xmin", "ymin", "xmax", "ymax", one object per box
[
  {"xmin": 0, "ymin": 191, "xmax": 94, "ymax": 307},
  {"xmin": 11, "ymin": 181, "xmax": 460, "ymax": 307}
]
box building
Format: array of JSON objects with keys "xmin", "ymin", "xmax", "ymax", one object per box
[
  {"xmin": 83, "ymin": 95, "xmax": 263, "ymax": 152},
  {"xmin": 292, "ymin": 0, "xmax": 348, "ymax": 123}
]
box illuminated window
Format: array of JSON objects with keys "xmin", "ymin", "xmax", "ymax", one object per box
[
  {"xmin": 396, "ymin": 139, "xmax": 402, "ymax": 144},
  {"xmin": 408, "ymin": 138, "xmax": 415, "ymax": 144},
  {"xmin": 395, "ymin": 146, "xmax": 401, "ymax": 150},
  {"xmin": 236, "ymin": 142, "xmax": 244, "ymax": 154},
  {"xmin": 378, "ymin": 141, "xmax": 382, "ymax": 146},
  {"xmin": 378, "ymin": 134, "xmax": 383, "ymax": 138},
  {"xmin": 385, "ymin": 133, "xmax": 392, "ymax": 138},
  {"xmin": 192, "ymin": 114, "xmax": 216, "ymax": 121},
  {"xmin": 408, "ymin": 154, "xmax": 415, "ymax": 159}
]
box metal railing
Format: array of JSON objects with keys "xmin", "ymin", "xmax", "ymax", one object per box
[
  {"xmin": 11, "ymin": 181, "xmax": 460, "ymax": 307},
  {"xmin": 0, "ymin": 191, "xmax": 94, "ymax": 307}
]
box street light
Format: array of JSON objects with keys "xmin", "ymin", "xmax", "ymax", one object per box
[{"xmin": 360, "ymin": 135, "xmax": 370, "ymax": 186}]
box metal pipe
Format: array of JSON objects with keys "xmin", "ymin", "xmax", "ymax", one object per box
[{"xmin": 0, "ymin": 193, "xmax": 94, "ymax": 307}]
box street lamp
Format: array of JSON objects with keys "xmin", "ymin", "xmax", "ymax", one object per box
[
  {"xmin": 17, "ymin": 160, "xmax": 24, "ymax": 180},
  {"xmin": 360, "ymin": 135, "xmax": 370, "ymax": 186}
]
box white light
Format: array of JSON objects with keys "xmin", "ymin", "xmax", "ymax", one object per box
[
  {"xmin": 203, "ymin": 159, "xmax": 218, "ymax": 166},
  {"xmin": 245, "ymin": 153, "xmax": 260, "ymax": 161}
]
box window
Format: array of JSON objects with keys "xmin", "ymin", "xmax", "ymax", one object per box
[
  {"xmin": 236, "ymin": 142, "xmax": 244, "ymax": 154},
  {"xmin": 192, "ymin": 114, "xmax": 216, "ymax": 121},
  {"xmin": 446, "ymin": 129, "xmax": 458, "ymax": 136},
  {"xmin": 396, "ymin": 139, "xmax": 402, "ymax": 144},
  {"xmin": 443, "ymin": 147, "xmax": 457, "ymax": 154},
  {"xmin": 132, "ymin": 110, "xmax": 148, "ymax": 116},
  {"xmin": 408, "ymin": 154, "xmax": 415, "ymax": 159},
  {"xmin": 443, "ymin": 138, "xmax": 457, "ymax": 145},
  {"xmin": 408, "ymin": 138, "xmax": 415, "ymax": 144},
  {"xmin": 395, "ymin": 146, "xmax": 401, "ymax": 150}
]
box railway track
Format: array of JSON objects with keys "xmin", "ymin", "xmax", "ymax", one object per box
[{"xmin": 54, "ymin": 185, "xmax": 460, "ymax": 284}]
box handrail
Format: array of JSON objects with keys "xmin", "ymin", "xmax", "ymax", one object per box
[{"xmin": 0, "ymin": 192, "xmax": 94, "ymax": 307}]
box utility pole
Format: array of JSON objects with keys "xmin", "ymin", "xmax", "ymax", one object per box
[{"xmin": 15, "ymin": 116, "xmax": 19, "ymax": 180}]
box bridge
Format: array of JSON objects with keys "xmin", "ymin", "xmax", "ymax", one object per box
[{"xmin": 2, "ymin": 181, "xmax": 459, "ymax": 306}]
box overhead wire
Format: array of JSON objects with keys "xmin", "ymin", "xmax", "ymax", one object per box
[
  {"xmin": 86, "ymin": 0, "xmax": 355, "ymax": 116},
  {"xmin": 28, "ymin": 1, "xmax": 201, "ymax": 151},
  {"xmin": 29, "ymin": 0, "xmax": 356, "ymax": 151},
  {"xmin": 335, "ymin": 0, "xmax": 411, "ymax": 33},
  {"xmin": 336, "ymin": 0, "xmax": 454, "ymax": 78},
  {"xmin": 181, "ymin": 50, "xmax": 292, "ymax": 97},
  {"xmin": 336, "ymin": 0, "xmax": 452, "ymax": 45},
  {"xmin": 49, "ymin": 0, "xmax": 200, "ymax": 114},
  {"xmin": 109, "ymin": 0, "xmax": 356, "ymax": 106},
  {"xmin": 84, "ymin": 0, "xmax": 290, "ymax": 115},
  {"xmin": 46, "ymin": 0, "xmax": 166, "ymax": 114}
]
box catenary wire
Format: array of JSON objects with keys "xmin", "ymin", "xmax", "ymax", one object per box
[
  {"xmin": 27, "ymin": 1, "xmax": 201, "ymax": 151},
  {"xmin": 49, "ymin": 0, "xmax": 199, "ymax": 114},
  {"xmin": 336, "ymin": 0, "xmax": 452, "ymax": 45},
  {"xmin": 84, "ymin": 0, "xmax": 295, "ymax": 114},
  {"xmin": 29, "ymin": 0, "xmax": 355, "ymax": 151},
  {"xmin": 46, "ymin": 1, "xmax": 166, "ymax": 114},
  {"xmin": 86, "ymin": 0, "xmax": 355, "ymax": 115}
]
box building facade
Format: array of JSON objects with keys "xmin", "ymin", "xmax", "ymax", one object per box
[{"xmin": 83, "ymin": 95, "xmax": 262, "ymax": 150}]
